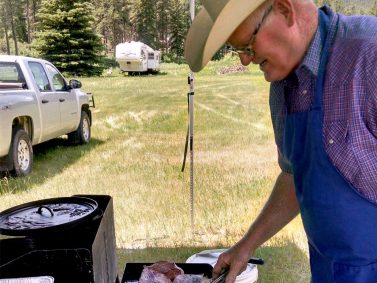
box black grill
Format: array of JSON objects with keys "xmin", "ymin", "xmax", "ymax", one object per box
[{"xmin": 0, "ymin": 195, "xmax": 119, "ymax": 283}]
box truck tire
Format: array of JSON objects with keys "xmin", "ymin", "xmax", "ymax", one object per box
[
  {"xmin": 11, "ymin": 129, "xmax": 33, "ymax": 176},
  {"xmin": 68, "ymin": 111, "xmax": 91, "ymax": 145}
]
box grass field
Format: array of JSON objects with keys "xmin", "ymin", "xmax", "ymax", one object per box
[{"xmin": 0, "ymin": 56, "xmax": 310, "ymax": 282}]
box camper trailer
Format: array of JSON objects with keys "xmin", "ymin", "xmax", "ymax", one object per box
[{"xmin": 115, "ymin": 41, "xmax": 161, "ymax": 75}]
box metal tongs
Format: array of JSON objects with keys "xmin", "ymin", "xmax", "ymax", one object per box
[{"xmin": 211, "ymin": 257, "xmax": 264, "ymax": 283}]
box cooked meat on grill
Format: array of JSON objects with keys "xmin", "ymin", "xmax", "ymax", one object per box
[
  {"xmin": 146, "ymin": 261, "xmax": 184, "ymax": 281},
  {"xmin": 138, "ymin": 261, "xmax": 210, "ymax": 283},
  {"xmin": 139, "ymin": 267, "xmax": 171, "ymax": 283}
]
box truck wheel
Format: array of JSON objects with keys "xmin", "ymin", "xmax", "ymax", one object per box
[
  {"xmin": 68, "ymin": 111, "xmax": 91, "ymax": 145},
  {"xmin": 11, "ymin": 129, "xmax": 33, "ymax": 176}
]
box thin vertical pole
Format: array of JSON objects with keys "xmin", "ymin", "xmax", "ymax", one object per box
[
  {"xmin": 189, "ymin": 0, "xmax": 195, "ymax": 233},
  {"xmin": 188, "ymin": 73, "xmax": 194, "ymax": 232}
]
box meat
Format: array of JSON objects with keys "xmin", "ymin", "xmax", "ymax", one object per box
[
  {"xmin": 139, "ymin": 267, "xmax": 172, "ymax": 283},
  {"xmin": 147, "ymin": 261, "xmax": 184, "ymax": 280},
  {"xmin": 138, "ymin": 261, "xmax": 209, "ymax": 283}
]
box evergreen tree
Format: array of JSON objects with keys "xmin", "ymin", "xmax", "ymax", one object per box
[
  {"xmin": 91, "ymin": 0, "xmax": 114, "ymax": 52},
  {"xmin": 134, "ymin": 0, "xmax": 158, "ymax": 48},
  {"xmin": 156, "ymin": 0, "xmax": 170, "ymax": 51},
  {"xmin": 113, "ymin": 0, "xmax": 131, "ymax": 43},
  {"xmin": 33, "ymin": 0, "xmax": 105, "ymax": 76},
  {"xmin": 169, "ymin": 0, "xmax": 188, "ymax": 60},
  {"xmin": 0, "ymin": 0, "xmax": 19, "ymax": 54},
  {"xmin": 0, "ymin": 0, "xmax": 11, "ymax": 54},
  {"xmin": 14, "ymin": 0, "xmax": 28, "ymax": 43},
  {"xmin": 90, "ymin": 0, "xmax": 131, "ymax": 51}
]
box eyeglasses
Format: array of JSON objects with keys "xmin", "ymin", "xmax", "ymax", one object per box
[{"xmin": 227, "ymin": 6, "xmax": 273, "ymax": 57}]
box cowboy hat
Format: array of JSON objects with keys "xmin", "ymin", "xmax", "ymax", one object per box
[{"xmin": 184, "ymin": 0, "xmax": 266, "ymax": 72}]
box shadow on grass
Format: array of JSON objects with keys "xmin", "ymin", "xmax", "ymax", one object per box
[
  {"xmin": 116, "ymin": 241, "xmax": 310, "ymax": 282},
  {"xmin": 0, "ymin": 137, "xmax": 105, "ymax": 194},
  {"xmin": 121, "ymin": 71, "xmax": 168, "ymax": 77}
]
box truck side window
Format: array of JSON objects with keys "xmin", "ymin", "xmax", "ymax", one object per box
[
  {"xmin": 28, "ymin": 62, "xmax": 51, "ymax": 92},
  {"xmin": 0, "ymin": 63, "xmax": 20, "ymax": 82},
  {"xmin": 45, "ymin": 64, "xmax": 67, "ymax": 91}
]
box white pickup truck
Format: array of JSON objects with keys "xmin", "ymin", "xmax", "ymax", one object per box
[{"xmin": 0, "ymin": 55, "xmax": 94, "ymax": 176}]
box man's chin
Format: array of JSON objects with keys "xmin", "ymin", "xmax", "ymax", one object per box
[{"xmin": 263, "ymin": 71, "xmax": 289, "ymax": 83}]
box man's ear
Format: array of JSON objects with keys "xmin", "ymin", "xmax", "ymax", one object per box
[{"xmin": 273, "ymin": 0, "xmax": 295, "ymax": 27}]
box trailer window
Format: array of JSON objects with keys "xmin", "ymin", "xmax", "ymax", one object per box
[
  {"xmin": 28, "ymin": 62, "xmax": 52, "ymax": 92},
  {"xmin": 148, "ymin": 53, "xmax": 155, "ymax": 60}
]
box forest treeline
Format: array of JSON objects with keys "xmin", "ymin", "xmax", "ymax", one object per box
[
  {"xmin": 0, "ymin": 0, "xmax": 192, "ymax": 61},
  {"xmin": 0, "ymin": 0, "xmax": 376, "ymax": 74}
]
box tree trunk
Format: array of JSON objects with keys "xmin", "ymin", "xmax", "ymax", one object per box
[
  {"xmin": 32, "ymin": 0, "xmax": 39, "ymax": 34},
  {"xmin": 26, "ymin": 0, "xmax": 31, "ymax": 43},
  {"xmin": 5, "ymin": 31, "xmax": 10, "ymax": 54},
  {"xmin": 1, "ymin": 5, "xmax": 10, "ymax": 54},
  {"xmin": 6, "ymin": 0, "xmax": 18, "ymax": 55}
]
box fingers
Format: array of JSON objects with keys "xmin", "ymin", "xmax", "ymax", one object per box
[
  {"xmin": 212, "ymin": 248, "xmax": 251, "ymax": 283},
  {"xmin": 224, "ymin": 261, "xmax": 248, "ymax": 283},
  {"xmin": 225, "ymin": 268, "xmax": 239, "ymax": 283},
  {"xmin": 212, "ymin": 254, "xmax": 230, "ymax": 279},
  {"xmin": 212, "ymin": 253, "xmax": 244, "ymax": 283}
]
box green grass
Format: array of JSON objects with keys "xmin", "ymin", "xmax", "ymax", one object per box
[{"xmin": 0, "ymin": 56, "xmax": 309, "ymax": 282}]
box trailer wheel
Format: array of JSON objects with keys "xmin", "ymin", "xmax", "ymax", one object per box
[
  {"xmin": 10, "ymin": 129, "xmax": 33, "ymax": 176},
  {"xmin": 68, "ymin": 111, "xmax": 91, "ymax": 145}
]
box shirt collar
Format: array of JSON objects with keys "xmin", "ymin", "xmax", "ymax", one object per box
[
  {"xmin": 299, "ymin": 24, "xmax": 323, "ymax": 77},
  {"xmin": 282, "ymin": 21, "xmax": 323, "ymax": 88}
]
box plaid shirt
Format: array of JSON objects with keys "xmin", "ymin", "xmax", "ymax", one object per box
[{"xmin": 269, "ymin": 6, "xmax": 377, "ymax": 203}]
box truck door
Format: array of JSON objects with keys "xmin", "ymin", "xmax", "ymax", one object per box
[
  {"xmin": 28, "ymin": 62, "xmax": 61, "ymax": 141},
  {"xmin": 45, "ymin": 63, "xmax": 78, "ymax": 133}
]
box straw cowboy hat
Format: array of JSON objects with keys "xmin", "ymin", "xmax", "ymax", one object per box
[{"xmin": 184, "ymin": 0, "xmax": 265, "ymax": 72}]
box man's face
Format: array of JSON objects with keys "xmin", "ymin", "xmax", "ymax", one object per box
[{"xmin": 228, "ymin": 5, "xmax": 300, "ymax": 82}]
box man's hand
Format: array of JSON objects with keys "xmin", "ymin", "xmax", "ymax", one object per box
[
  {"xmin": 212, "ymin": 242, "xmax": 253, "ymax": 283},
  {"xmin": 212, "ymin": 171, "xmax": 299, "ymax": 283}
]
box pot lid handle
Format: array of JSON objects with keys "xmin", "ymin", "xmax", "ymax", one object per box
[{"xmin": 36, "ymin": 205, "xmax": 54, "ymax": 217}]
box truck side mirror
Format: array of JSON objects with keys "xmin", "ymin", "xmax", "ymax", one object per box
[{"xmin": 69, "ymin": 79, "xmax": 82, "ymax": 89}]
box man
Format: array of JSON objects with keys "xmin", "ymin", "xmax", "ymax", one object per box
[{"xmin": 184, "ymin": 0, "xmax": 377, "ymax": 282}]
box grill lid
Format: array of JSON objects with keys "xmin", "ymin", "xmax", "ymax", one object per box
[{"xmin": 0, "ymin": 196, "xmax": 98, "ymax": 236}]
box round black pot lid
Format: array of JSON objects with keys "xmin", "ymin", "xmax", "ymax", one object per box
[{"xmin": 0, "ymin": 196, "xmax": 98, "ymax": 236}]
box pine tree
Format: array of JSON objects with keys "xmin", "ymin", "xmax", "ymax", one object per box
[
  {"xmin": 33, "ymin": 0, "xmax": 105, "ymax": 76},
  {"xmin": 0, "ymin": 0, "xmax": 11, "ymax": 54},
  {"xmin": 169, "ymin": 0, "xmax": 188, "ymax": 60},
  {"xmin": 134, "ymin": 0, "xmax": 158, "ymax": 48},
  {"xmin": 26, "ymin": 0, "xmax": 42, "ymax": 43},
  {"xmin": 90, "ymin": 0, "xmax": 131, "ymax": 52},
  {"xmin": 0, "ymin": 0, "xmax": 19, "ymax": 54},
  {"xmin": 14, "ymin": 0, "xmax": 28, "ymax": 43},
  {"xmin": 113, "ymin": 0, "xmax": 131, "ymax": 44},
  {"xmin": 156, "ymin": 0, "xmax": 170, "ymax": 51}
]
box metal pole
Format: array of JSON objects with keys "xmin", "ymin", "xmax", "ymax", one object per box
[
  {"xmin": 189, "ymin": 0, "xmax": 195, "ymax": 232},
  {"xmin": 188, "ymin": 73, "xmax": 194, "ymax": 232}
]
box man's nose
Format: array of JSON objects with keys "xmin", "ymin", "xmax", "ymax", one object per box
[{"xmin": 239, "ymin": 53, "xmax": 254, "ymax": 66}]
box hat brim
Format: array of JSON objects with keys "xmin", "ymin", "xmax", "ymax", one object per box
[{"xmin": 184, "ymin": 0, "xmax": 265, "ymax": 72}]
